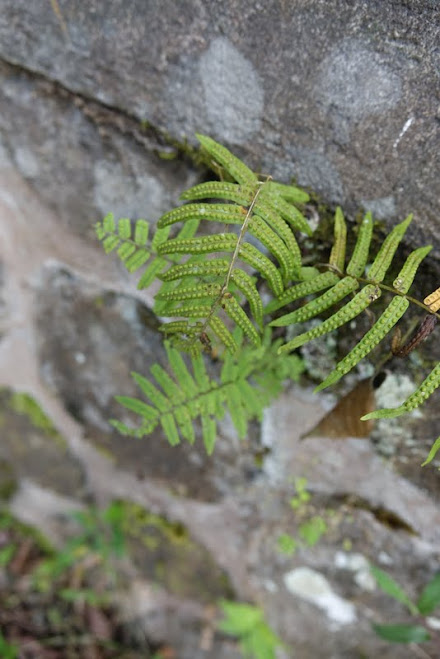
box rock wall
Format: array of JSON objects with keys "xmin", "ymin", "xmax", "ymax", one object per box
[{"xmin": 0, "ymin": 2, "xmax": 440, "ymax": 658}]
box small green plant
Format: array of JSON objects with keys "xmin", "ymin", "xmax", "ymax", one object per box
[
  {"xmin": 278, "ymin": 478, "xmax": 328, "ymax": 556},
  {"xmin": 33, "ymin": 502, "xmax": 126, "ymax": 603},
  {"xmin": 371, "ymin": 565, "xmax": 440, "ymax": 645},
  {"xmin": 289, "ymin": 476, "xmax": 311, "ymax": 509},
  {"xmin": 218, "ymin": 600, "xmax": 283, "ymax": 659},
  {"xmin": 96, "ymin": 134, "xmax": 440, "ymax": 461},
  {"xmin": 0, "ymin": 632, "xmax": 18, "ymax": 659}
]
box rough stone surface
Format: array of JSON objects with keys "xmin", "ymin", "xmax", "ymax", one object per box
[
  {"xmin": 0, "ymin": 388, "xmax": 85, "ymax": 498},
  {"xmin": 34, "ymin": 264, "xmax": 261, "ymax": 502},
  {"xmin": 0, "ymin": 2, "xmax": 440, "ymax": 657},
  {"xmin": 0, "ymin": 60, "xmax": 197, "ymax": 238},
  {"xmin": 0, "ymin": 1, "xmax": 439, "ymax": 249}
]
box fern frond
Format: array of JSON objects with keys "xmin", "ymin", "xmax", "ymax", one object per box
[
  {"xmin": 222, "ymin": 294, "xmax": 261, "ymax": 346},
  {"xmin": 346, "ymin": 212, "xmax": 373, "ymax": 277},
  {"xmin": 362, "ymin": 361, "xmax": 440, "ymax": 421},
  {"xmin": 157, "ymin": 235, "xmax": 283, "ymax": 297},
  {"xmin": 98, "ymin": 134, "xmax": 440, "ymax": 463},
  {"xmin": 95, "ymin": 215, "xmax": 151, "ymax": 272},
  {"xmin": 181, "ymin": 181, "xmax": 254, "ymax": 205},
  {"xmin": 113, "ymin": 332, "xmax": 304, "ymax": 453},
  {"xmin": 95, "ymin": 214, "xmax": 203, "ymax": 292},
  {"xmin": 258, "ymin": 188, "xmax": 312, "ymax": 237},
  {"xmin": 150, "ymin": 135, "xmax": 314, "ymax": 352},
  {"xmin": 367, "ymin": 215, "xmax": 412, "ymax": 281},
  {"xmin": 393, "ymin": 246, "xmax": 433, "ymax": 293},
  {"xmin": 271, "ymin": 276, "xmax": 359, "ymax": 328},
  {"xmin": 196, "ymin": 133, "xmax": 258, "ymax": 185},
  {"xmin": 329, "ymin": 206, "xmax": 347, "ymax": 271},
  {"xmin": 265, "ymin": 208, "xmax": 347, "ymax": 314},
  {"xmin": 278, "ymin": 283, "xmax": 381, "ymax": 353},
  {"xmin": 208, "ymin": 316, "xmax": 238, "ymax": 352},
  {"xmin": 265, "ymin": 180, "xmax": 310, "ymax": 204},
  {"xmin": 159, "ymin": 259, "xmax": 230, "ymax": 282},
  {"xmin": 316, "ymin": 245, "xmax": 432, "ymax": 391},
  {"xmin": 155, "ymin": 283, "xmax": 222, "ymax": 302},
  {"xmin": 315, "ymin": 296, "xmax": 409, "ymax": 391},
  {"xmin": 422, "ymin": 436, "xmax": 440, "ymax": 466}
]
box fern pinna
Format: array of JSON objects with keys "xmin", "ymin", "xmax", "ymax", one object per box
[{"xmin": 96, "ymin": 134, "xmax": 440, "ymax": 462}]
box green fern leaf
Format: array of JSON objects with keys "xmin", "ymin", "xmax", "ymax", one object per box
[
  {"xmin": 159, "ymin": 259, "xmax": 230, "ymax": 282},
  {"xmin": 180, "ymin": 182, "xmax": 304, "ymax": 277},
  {"xmin": 131, "ymin": 372, "xmax": 169, "ymax": 412},
  {"xmin": 362, "ymin": 361, "xmax": 440, "ymax": 420},
  {"xmin": 102, "ymin": 212, "xmax": 116, "ymax": 233},
  {"xmin": 137, "ymin": 257, "xmax": 168, "ymax": 289},
  {"xmin": 191, "ymin": 352, "xmax": 211, "ymax": 391},
  {"xmin": 266, "ymin": 181, "xmax": 310, "ymax": 204},
  {"xmin": 393, "ymin": 245, "xmax": 433, "ymax": 293},
  {"xmin": 117, "ymin": 242, "xmax": 136, "ymax": 262},
  {"xmin": 422, "ymin": 436, "xmax": 440, "ymax": 466},
  {"xmin": 271, "ymin": 276, "xmax": 358, "ymax": 327},
  {"xmin": 208, "ymin": 316, "xmax": 238, "ymax": 353},
  {"xmin": 160, "ymin": 412, "xmax": 180, "ymax": 446},
  {"xmin": 201, "ymin": 416, "xmax": 217, "ymax": 454},
  {"xmin": 346, "ymin": 212, "xmax": 373, "ymax": 277},
  {"xmin": 158, "ymin": 235, "xmax": 283, "ymax": 296},
  {"xmin": 124, "ymin": 249, "xmax": 151, "ymax": 273},
  {"xmin": 329, "ymin": 207, "xmax": 347, "ymax": 270},
  {"xmin": 223, "ymin": 295, "xmax": 261, "ymax": 347},
  {"xmin": 238, "ymin": 242, "xmax": 284, "ymax": 295},
  {"xmin": 236, "ymin": 378, "xmax": 265, "ymax": 419},
  {"xmin": 114, "ymin": 395, "xmax": 158, "ymax": 421},
  {"xmin": 102, "ymin": 235, "xmax": 120, "ymax": 253},
  {"xmin": 278, "ymin": 283, "xmax": 380, "ymax": 353},
  {"xmin": 150, "ymin": 363, "xmax": 186, "ymax": 403},
  {"xmin": 165, "ymin": 343, "xmax": 198, "ymax": 398},
  {"xmin": 252, "ymin": 199, "xmax": 302, "ymax": 275},
  {"xmin": 181, "ymin": 181, "xmax": 254, "ymax": 205},
  {"xmin": 170, "ymin": 303, "xmax": 213, "ymax": 319},
  {"xmin": 157, "ymin": 203, "xmax": 247, "ymax": 229},
  {"xmin": 155, "ymin": 283, "xmax": 222, "ymax": 302},
  {"xmin": 265, "ymin": 209, "xmax": 347, "ymax": 314},
  {"xmin": 315, "ymin": 245, "xmax": 431, "ymax": 391},
  {"xmin": 196, "ymin": 134, "xmax": 258, "ymax": 185},
  {"xmin": 158, "ymin": 203, "xmax": 294, "ymax": 282},
  {"xmin": 157, "ymin": 233, "xmax": 238, "ymax": 256},
  {"xmin": 261, "ymin": 189, "xmax": 312, "ymax": 236},
  {"xmin": 248, "ymin": 213, "xmax": 296, "ymax": 282},
  {"xmin": 117, "ymin": 218, "xmax": 131, "ymax": 239},
  {"xmin": 264, "ymin": 271, "xmax": 340, "ymax": 314},
  {"xmin": 160, "ymin": 320, "xmax": 204, "ymax": 337},
  {"xmin": 230, "ymin": 269, "xmax": 263, "ymax": 327},
  {"xmin": 368, "ymin": 215, "xmax": 413, "ymax": 281},
  {"xmin": 224, "ymin": 383, "xmax": 248, "ymax": 438},
  {"xmin": 316, "ymin": 296, "xmax": 410, "ymax": 391},
  {"xmin": 174, "ymin": 406, "xmax": 195, "ymax": 444},
  {"xmin": 134, "ymin": 219, "xmax": 150, "ymax": 244}
]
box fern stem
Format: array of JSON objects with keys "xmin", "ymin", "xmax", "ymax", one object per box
[
  {"xmin": 223, "ymin": 180, "xmax": 268, "ymax": 292},
  {"xmin": 185, "ymin": 181, "xmax": 268, "ymax": 352},
  {"xmin": 323, "ymin": 263, "xmax": 440, "ymax": 320},
  {"xmin": 356, "ymin": 277, "xmax": 440, "ymax": 320}
]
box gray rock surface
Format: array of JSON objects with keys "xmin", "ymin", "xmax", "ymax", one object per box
[
  {"xmin": 0, "ymin": 60, "xmax": 197, "ymax": 238},
  {"xmin": 0, "ymin": 2, "xmax": 440, "ymax": 657},
  {"xmin": 0, "ymin": 1, "xmax": 439, "ymax": 248},
  {"xmin": 34, "ymin": 264, "xmax": 261, "ymax": 502}
]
